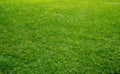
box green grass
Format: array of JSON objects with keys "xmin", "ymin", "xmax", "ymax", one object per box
[{"xmin": 0, "ymin": 0, "xmax": 120, "ymax": 74}]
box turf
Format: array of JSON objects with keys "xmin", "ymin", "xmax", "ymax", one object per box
[{"xmin": 0, "ymin": 0, "xmax": 120, "ymax": 74}]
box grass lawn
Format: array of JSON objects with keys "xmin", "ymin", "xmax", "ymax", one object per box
[{"xmin": 0, "ymin": 0, "xmax": 120, "ymax": 74}]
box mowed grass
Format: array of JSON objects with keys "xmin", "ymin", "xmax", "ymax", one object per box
[{"xmin": 0, "ymin": 0, "xmax": 120, "ymax": 74}]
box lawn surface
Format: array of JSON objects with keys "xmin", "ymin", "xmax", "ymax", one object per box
[{"xmin": 0, "ymin": 0, "xmax": 120, "ymax": 74}]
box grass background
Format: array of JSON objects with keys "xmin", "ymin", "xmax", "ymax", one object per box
[{"xmin": 0, "ymin": 0, "xmax": 120, "ymax": 74}]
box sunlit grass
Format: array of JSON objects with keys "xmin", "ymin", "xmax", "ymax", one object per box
[{"xmin": 0, "ymin": 0, "xmax": 120, "ymax": 74}]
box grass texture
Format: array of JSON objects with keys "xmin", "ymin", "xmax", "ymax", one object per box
[{"xmin": 0, "ymin": 0, "xmax": 120, "ymax": 74}]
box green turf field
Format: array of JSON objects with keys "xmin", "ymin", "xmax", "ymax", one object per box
[{"xmin": 0, "ymin": 0, "xmax": 120, "ymax": 74}]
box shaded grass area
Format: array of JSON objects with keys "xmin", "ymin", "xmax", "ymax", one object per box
[{"xmin": 0, "ymin": 0, "xmax": 120, "ymax": 74}]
